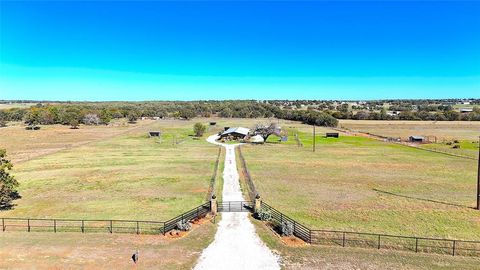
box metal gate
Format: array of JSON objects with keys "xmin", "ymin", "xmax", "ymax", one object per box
[{"xmin": 217, "ymin": 201, "xmax": 254, "ymax": 213}]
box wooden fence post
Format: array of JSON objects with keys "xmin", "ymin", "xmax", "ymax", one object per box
[
  {"xmin": 377, "ymin": 235, "xmax": 381, "ymax": 249},
  {"xmin": 81, "ymin": 220, "xmax": 84, "ymax": 233},
  {"xmin": 415, "ymin": 238, "xmax": 418, "ymax": 253},
  {"xmin": 27, "ymin": 219, "xmax": 30, "ymax": 232},
  {"xmin": 136, "ymin": 221, "xmax": 139, "ymax": 235},
  {"xmin": 54, "ymin": 219, "xmax": 56, "ymax": 233},
  {"xmin": 163, "ymin": 223, "xmax": 166, "ymax": 235},
  {"xmin": 109, "ymin": 220, "xmax": 113, "ymax": 233},
  {"xmin": 342, "ymin": 232, "xmax": 346, "ymax": 247}
]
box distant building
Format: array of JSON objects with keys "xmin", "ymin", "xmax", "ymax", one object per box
[
  {"xmin": 460, "ymin": 108, "xmax": 473, "ymax": 113},
  {"xmin": 326, "ymin": 132, "xmax": 339, "ymax": 138},
  {"xmin": 149, "ymin": 131, "xmax": 161, "ymax": 137},
  {"xmin": 409, "ymin": 136, "xmax": 424, "ymax": 143},
  {"xmin": 220, "ymin": 127, "xmax": 250, "ymax": 140}
]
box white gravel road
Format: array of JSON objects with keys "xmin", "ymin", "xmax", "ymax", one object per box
[{"xmin": 193, "ymin": 135, "xmax": 280, "ymax": 270}]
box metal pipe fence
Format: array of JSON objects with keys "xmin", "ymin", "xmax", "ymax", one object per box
[
  {"xmin": 1, "ymin": 202, "xmax": 211, "ymax": 236},
  {"xmin": 237, "ymin": 146, "xmax": 258, "ymax": 201},
  {"xmin": 207, "ymin": 146, "xmax": 222, "ymax": 200}
]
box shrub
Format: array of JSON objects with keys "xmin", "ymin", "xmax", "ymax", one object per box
[
  {"xmin": 176, "ymin": 220, "xmax": 192, "ymax": 231},
  {"xmin": 256, "ymin": 208, "xmax": 272, "ymax": 221},
  {"xmin": 193, "ymin": 122, "xmax": 207, "ymax": 137},
  {"xmin": 281, "ymin": 221, "xmax": 294, "ymax": 236}
]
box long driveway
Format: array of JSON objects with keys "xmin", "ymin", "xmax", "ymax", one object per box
[{"xmin": 193, "ymin": 135, "xmax": 280, "ymax": 270}]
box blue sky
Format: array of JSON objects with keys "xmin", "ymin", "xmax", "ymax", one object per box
[{"xmin": 1, "ymin": 1, "xmax": 479, "ymax": 101}]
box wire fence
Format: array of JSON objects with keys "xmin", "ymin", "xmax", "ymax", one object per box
[
  {"xmin": 237, "ymin": 146, "xmax": 258, "ymax": 201},
  {"xmin": 1, "ymin": 202, "xmax": 211, "ymax": 236}
]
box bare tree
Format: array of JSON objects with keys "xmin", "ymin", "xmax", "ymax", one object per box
[
  {"xmin": 83, "ymin": 114, "xmax": 100, "ymax": 125},
  {"xmin": 253, "ymin": 123, "xmax": 281, "ymax": 141}
]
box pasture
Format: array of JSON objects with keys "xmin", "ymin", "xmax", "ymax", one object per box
[
  {"xmin": 240, "ymin": 123, "xmax": 480, "ymax": 240},
  {"xmin": 339, "ymin": 120, "xmax": 480, "ymax": 141},
  {"xmin": 0, "ymin": 119, "xmax": 219, "ymax": 220}
]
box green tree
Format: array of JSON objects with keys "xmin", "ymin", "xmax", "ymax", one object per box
[
  {"xmin": 100, "ymin": 108, "xmax": 112, "ymax": 125},
  {"xmin": 193, "ymin": 122, "xmax": 207, "ymax": 137},
  {"xmin": 127, "ymin": 112, "xmax": 138, "ymax": 123},
  {"xmin": 0, "ymin": 149, "xmax": 19, "ymax": 209}
]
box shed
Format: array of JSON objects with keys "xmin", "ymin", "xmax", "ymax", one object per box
[
  {"xmin": 220, "ymin": 127, "xmax": 250, "ymax": 139},
  {"xmin": 250, "ymin": 135, "xmax": 265, "ymax": 144},
  {"xmin": 409, "ymin": 136, "xmax": 424, "ymax": 142},
  {"xmin": 149, "ymin": 131, "xmax": 161, "ymax": 137},
  {"xmin": 460, "ymin": 108, "xmax": 473, "ymax": 113},
  {"xmin": 209, "ymin": 122, "xmax": 217, "ymax": 126},
  {"xmin": 326, "ymin": 132, "xmax": 339, "ymax": 138}
]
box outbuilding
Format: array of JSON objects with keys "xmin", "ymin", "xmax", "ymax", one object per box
[
  {"xmin": 220, "ymin": 127, "xmax": 250, "ymax": 140},
  {"xmin": 149, "ymin": 131, "xmax": 161, "ymax": 137},
  {"xmin": 409, "ymin": 136, "xmax": 424, "ymax": 143},
  {"xmin": 326, "ymin": 132, "xmax": 339, "ymax": 138}
]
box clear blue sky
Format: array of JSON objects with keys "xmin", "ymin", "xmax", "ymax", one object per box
[{"xmin": 1, "ymin": 1, "xmax": 479, "ymax": 101}]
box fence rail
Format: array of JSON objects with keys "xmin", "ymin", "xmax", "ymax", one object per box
[
  {"xmin": 259, "ymin": 201, "xmax": 480, "ymax": 257},
  {"xmin": 237, "ymin": 146, "xmax": 258, "ymax": 201},
  {"xmin": 1, "ymin": 202, "xmax": 211, "ymax": 236},
  {"xmin": 207, "ymin": 147, "xmax": 222, "ymax": 200}
]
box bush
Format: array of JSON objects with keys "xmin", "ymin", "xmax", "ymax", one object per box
[
  {"xmin": 193, "ymin": 122, "xmax": 207, "ymax": 137},
  {"xmin": 176, "ymin": 220, "xmax": 192, "ymax": 231},
  {"xmin": 256, "ymin": 208, "xmax": 272, "ymax": 221},
  {"xmin": 281, "ymin": 221, "xmax": 294, "ymax": 236}
]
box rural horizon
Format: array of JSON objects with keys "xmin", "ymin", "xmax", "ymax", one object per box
[{"xmin": 1, "ymin": 0, "xmax": 479, "ymax": 269}]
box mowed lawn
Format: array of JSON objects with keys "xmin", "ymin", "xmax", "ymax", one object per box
[
  {"xmin": 242, "ymin": 125, "xmax": 480, "ymax": 240},
  {"xmin": 0, "ymin": 120, "xmax": 219, "ymax": 221}
]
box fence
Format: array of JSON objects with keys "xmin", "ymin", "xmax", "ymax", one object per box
[
  {"xmin": 217, "ymin": 201, "xmax": 254, "ymax": 212},
  {"xmin": 207, "ymin": 147, "xmax": 222, "ymax": 200},
  {"xmin": 1, "ymin": 202, "xmax": 211, "ymax": 236},
  {"xmin": 237, "ymin": 146, "xmax": 258, "ymax": 201},
  {"xmin": 259, "ymin": 201, "xmax": 480, "ymax": 257}
]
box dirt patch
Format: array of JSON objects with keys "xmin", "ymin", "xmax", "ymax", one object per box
[{"xmin": 281, "ymin": 236, "xmax": 307, "ymax": 247}]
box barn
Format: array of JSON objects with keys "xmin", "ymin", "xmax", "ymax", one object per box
[
  {"xmin": 409, "ymin": 136, "xmax": 424, "ymax": 143},
  {"xmin": 220, "ymin": 127, "xmax": 250, "ymax": 140}
]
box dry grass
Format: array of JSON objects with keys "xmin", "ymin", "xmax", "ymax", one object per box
[
  {"xmin": 0, "ymin": 119, "xmax": 155, "ymax": 163},
  {"xmin": 0, "ymin": 218, "xmax": 217, "ymax": 270},
  {"xmin": 339, "ymin": 120, "xmax": 480, "ymax": 141}
]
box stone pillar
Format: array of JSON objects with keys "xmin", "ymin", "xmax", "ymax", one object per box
[
  {"xmin": 210, "ymin": 195, "xmax": 217, "ymax": 215},
  {"xmin": 254, "ymin": 194, "xmax": 262, "ymax": 214}
]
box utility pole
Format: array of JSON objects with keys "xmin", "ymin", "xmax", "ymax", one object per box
[
  {"xmin": 313, "ymin": 124, "xmax": 316, "ymax": 152},
  {"xmin": 477, "ymin": 136, "xmax": 480, "ymax": 210}
]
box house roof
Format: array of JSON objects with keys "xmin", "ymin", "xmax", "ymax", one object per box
[
  {"xmin": 222, "ymin": 127, "xmax": 250, "ymax": 136},
  {"xmin": 409, "ymin": 136, "xmax": 424, "ymax": 140}
]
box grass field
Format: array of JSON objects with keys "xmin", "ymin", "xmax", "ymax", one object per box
[
  {"xmin": 251, "ymin": 217, "xmax": 480, "ymax": 270},
  {"xmin": 339, "ymin": 120, "xmax": 480, "ymax": 141},
  {"xmin": 241, "ymin": 123, "xmax": 480, "ymax": 240},
  {"xmin": 0, "ymin": 219, "xmax": 217, "ymax": 270},
  {"xmin": 0, "ymin": 119, "xmax": 219, "ymax": 221}
]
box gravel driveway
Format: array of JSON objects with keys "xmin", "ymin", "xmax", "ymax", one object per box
[{"xmin": 193, "ymin": 136, "xmax": 280, "ymax": 270}]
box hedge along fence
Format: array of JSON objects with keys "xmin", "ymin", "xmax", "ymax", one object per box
[
  {"xmin": 236, "ymin": 146, "xmax": 258, "ymax": 201},
  {"xmin": 259, "ymin": 201, "xmax": 480, "ymax": 257},
  {"xmin": 1, "ymin": 202, "xmax": 211, "ymax": 236},
  {"xmin": 207, "ymin": 146, "xmax": 222, "ymax": 201}
]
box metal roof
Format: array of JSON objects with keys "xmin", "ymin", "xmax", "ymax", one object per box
[{"xmin": 221, "ymin": 127, "xmax": 250, "ymax": 136}]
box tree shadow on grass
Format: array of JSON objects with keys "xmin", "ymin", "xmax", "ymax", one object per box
[{"xmin": 373, "ymin": 188, "xmax": 475, "ymax": 209}]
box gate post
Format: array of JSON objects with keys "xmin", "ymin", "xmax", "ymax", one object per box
[
  {"xmin": 210, "ymin": 194, "xmax": 217, "ymax": 215},
  {"xmin": 254, "ymin": 194, "xmax": 262, "ymax": 214}
]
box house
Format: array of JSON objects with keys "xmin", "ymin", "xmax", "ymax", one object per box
[
  {"xmin": 409, "ymin": 136, "xmax": 424, "ymax": 143},
  {"xmin": 220, "ymin": 127, "xmax": 250, "ymax": 140}
]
